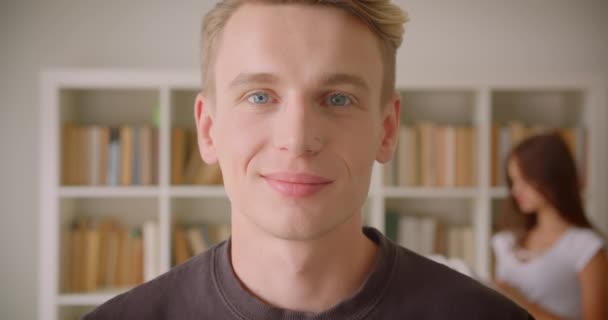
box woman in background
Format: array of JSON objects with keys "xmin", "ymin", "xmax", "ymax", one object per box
[{"xmin": 492, "ymin": 132, "xmax": 607, "ymax": 320}]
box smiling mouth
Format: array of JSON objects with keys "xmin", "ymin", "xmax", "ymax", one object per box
[{"xmin": 261, "ymin": 173, "xmax": 333, "ymax": 198}]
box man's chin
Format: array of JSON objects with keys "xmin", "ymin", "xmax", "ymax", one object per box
[{"xmin": 251, "ymin": 214, "xmax": 341, "ymax": 242}]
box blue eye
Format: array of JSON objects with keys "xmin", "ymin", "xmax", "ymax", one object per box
[
  {"xmin": 327, "ymin": 93, "xmax": 351, "ymax": 107},
  {"xmin": 247, "ymin": 92, "xmax": 271, "ymax": 104}
]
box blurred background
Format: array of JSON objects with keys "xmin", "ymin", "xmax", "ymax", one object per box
[{"xmin": 1, "ymin": 0, "xmax": 607, "ymax": 319}]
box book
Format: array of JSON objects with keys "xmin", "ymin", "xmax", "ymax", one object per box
[
  {"xmin": 173, "ymin": 225, "xmax": 190, "ymax": 266},
  {"xmin": 115, "ymin": 226, "xmax": 131, "ymax": 287},
  {"xmin": 183, "ymin": 129, "xmax": 203, "ymax": 184},
  {"xmin": 67, "ymin": 220, "xmax": 85, "ymax": 292},
  {"xmin": 61, "ymin": 124, "xmax": 73, "ymax": 185},
  {"xmin": 490, "ymin": 124, "xmax": 499, "ymax": 186},
  {"xmin": 59, "ymin": 226, "xmax": 70, "ymax": 292},
  {"xmin": 417, "ymin": 123, "xmax": 435, "ymax": 187},
  {"xmin": 498, "ymin": 126, "xmax": 511, "ymax": 186},
  {"xmin": 143, "ymin": 221, "xmax": 159, "ymax": 282},
  {"xmin": 418, "ymin": 217, "xmax": 437, "ymax": 256},
  {"xmin": 434, "ymin": 220, "xmax": 446, "ymax": 255},
  {"xmin": 87, "ymin": 126, "xmax": 101, "ymax": 185},
  {"xmin": 84, "ymin": 223, "xmax": 100, "ymax": 292},
  {"xmin": 200, "ymin": 225, "xmax": 213, "ymax": 247},
  {"xmin": 462, "ymin": 226, "xmax": 475, "ymax": 269},
  {"xmin": 120, "ymin": 126, "xmax": 134, "ymax": 186},
  {"xmin": 132, "ymin": 126, "xmax": 140, "ymax": 185},
  {"xmin": 470, "ymin": 128, "xmax": 478, "ymax": 186},
  {"xmin": 171, "ymin": 128, "xmax": 187, "ymax": 185},
  {"xmin": 445, "ymin": 224, "xmax": 475, "ymax": 269},
  {"xmin": 98, "ymin": 127, "xmax": 110, "ymax": 185},
  {"xmin": 69, "ymin": 125, "xmax": 81, "ymax": 185},
  {"xmin": 132, "ymin": 229, "xmax": 144, "ymax": 285},
  {"xmin": 107, "ymin": 127, "xmax": 121, "ymax": 186},
  {"xmin": 397, "ymin": 126, "xmax": 418, "ymax": 186},
  {"xmin": 96, "ymin": 220, "xmax": 112, "ymax": 287},
  {"xmin": 62, "ymin": 218, "xmax": 159, "ymax": 292},
  {"xmin": 397, "ymin": 215, "xmax": 419, "ymax": 253},
  {"xmin": 104, "ymin": 222, "xmax": 120, "ymax": 288},
  {"xmin": 151, "ymin": 128, "xmax": 159, "ymax": 184},
  {"xmin": 76, "ymin": 126, "xmax": 89, "ymax": 185},
  {"xmin": 454, "ymin": 127, "xmax": 467, "ymax": 186},
  {"xmin": 444, "ymin": 126, "xmax": 456, "ymax": 187},
  {"xmin": 447, "ymin": 226, "xmax": 463, "ymax": 260},
  {"xmin": 186, "ymin": 227, "xmax": 206, "ymax": 255},
  {"xmin": 207, "ymin": 225, "xmax": 219, "ymax": 244},
  {"xmin": 216, "ymin": 224, "xmax": 231, "ymax": 242},
  {"xmin": 139, "ymin": 126, "xmax": 153, "ymax": 185},
  {"xmin": 194, "ymin": 163, "xmax": 223, "ymax": 185},
  {"xmin": 434, "ymin": 127, "xmax": 446, "ymax": 187}
]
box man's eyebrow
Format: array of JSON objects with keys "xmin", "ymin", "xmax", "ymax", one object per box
[
  {"xmin": 228, "ymin": 72, "xmax": 370, "ymax": 91},
  {"xmin": 229, "ymin": 73, "xmax": 280, "ymax": 89},
  {"xmin": 321, "ymin": 73, "xmax": 370, "ymax": 91}
]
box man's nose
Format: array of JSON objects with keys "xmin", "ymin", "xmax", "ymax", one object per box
[{"xmin": 272, "ymin": 97, "xmax": 324, "ymax": 157}]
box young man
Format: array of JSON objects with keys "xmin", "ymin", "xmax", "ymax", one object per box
[{"xmin": 84, "ymin": 1, "xmax": 533, "ymax": 319}]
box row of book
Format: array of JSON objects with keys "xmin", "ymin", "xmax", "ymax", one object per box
[
  {"xmin": 61, "ymin": 124, "xmax": 159, "ymax": 186},
  {"xmin": 171, "ymin": 127, "xmax": 223, "ymax": 185},
  {"xmin": 490, "ymin": 123, "xmax": 587, "ymax": 186},
  {"xmin": 62, "ymin": 219, "xmax": 160, "ymax": 293},
  {"xmin": 383, "ymin": 122, "xmax": 587, "ymax": 188},
  {"xmin": 385, "ymin": 213, "xmax": 475, "ymax": 269},
  {"xmin": 384, "ymin": 123, "xmax": 477, "ymax": 187},
  {"xmin": 62, "ymin": 218, "xmax": 232, "ymax": 293},
  {"xmin": 172, "ymin": 223, "xmax": 231, "ymax": 266}
]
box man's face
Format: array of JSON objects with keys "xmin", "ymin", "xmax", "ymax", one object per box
[{"xmin": 196, "ymin": 3, "xmax": 399, "ymax": 240}]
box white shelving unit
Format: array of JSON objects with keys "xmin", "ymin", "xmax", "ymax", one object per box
[{"xmin": 40, "ymin": 69, "xmax": 607, "ymax": 320}]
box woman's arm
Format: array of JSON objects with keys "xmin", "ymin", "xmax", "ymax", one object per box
[
  {"xmin": 494, "ymin": 281, "xmax": 562, "ymax": 320},
  {"xmin": 578, "ymin": 250, "xmax": 608, "ymax": 320},
  {"xmin": 495, "ymin": 249, "xmax": 608, "ymax": 320}
]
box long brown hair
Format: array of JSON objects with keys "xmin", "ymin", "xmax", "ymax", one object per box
[{"xmin": 500, "ymin": 132, "xmax": 593, "ymax": 240}]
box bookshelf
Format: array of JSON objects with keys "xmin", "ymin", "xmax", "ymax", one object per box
[{"xmin": 39, "ymin": 70, "xmax": 607, "ymax": 320}]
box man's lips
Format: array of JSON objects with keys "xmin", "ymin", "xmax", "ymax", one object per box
[{"xmin": 261, "ymin": 172, "xmax": 333, "ymax": 198}]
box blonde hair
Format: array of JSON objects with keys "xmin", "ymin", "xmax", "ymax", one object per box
[{"xmin": 201, "ymin": 0, "xmax": 408, "ymax": 103}]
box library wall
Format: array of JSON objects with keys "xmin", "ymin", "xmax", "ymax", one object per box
[{"xmin": 1, "ymin": 0, "xmax": 607, "ymax": 319}]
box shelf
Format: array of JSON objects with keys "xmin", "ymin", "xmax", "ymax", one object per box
[
  {"xmin": 57, "ymin": 291, "xmax": 128, "ymax": 306},
  {"xmin": 385, "ymin": 198, "xmax": 475, "ymax": 226},
  {"xmin": 59, "ymin": 186, "xmax": 159, "ymax": 198},
  {"xmin": 171, "ymin": 90, "xmax": 198, "ymax": 128},
  {"xmin": 490, "ymin": 187, "xmax": 509, "ymax": 198},
  {"xmin": 491, "ymin": 90, "xmax": 584, "ymax": 127},
  {"xmin": 40, "ymin": 70, "xmax": 605, "ymax": 320},
  {"xmin": 383, "ymin": 187, "xmax": 477, "ymax": 198},
  {"xmin": 169, "ymin": 186, "xmax": 226, "ymax": 198},
  {"xmin": 59, "ymin": 89, "xmax": 159, "ymax": 127},
  {"xmin": 489, "ymin": 186, "xmax": 588, "ymax": 201},
  {"xmin": 399, "ymin": 90, "xmax": 476, "ymax": 126}
]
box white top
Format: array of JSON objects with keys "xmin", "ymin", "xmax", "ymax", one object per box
[{"xmin": 492, "ymin": 228, "xmax": 604, "ymax": 320}]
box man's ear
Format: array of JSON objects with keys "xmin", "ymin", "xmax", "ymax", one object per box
[
  {"xmin": 376, "ymin": 92, "xmax": 401, "ymax": 163},
  {"xmin": 194, "ymin": 93, "xmax": 218, "ymax": 164}
]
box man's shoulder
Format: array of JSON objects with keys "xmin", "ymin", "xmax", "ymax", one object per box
[
  {"xmin": 384, "ymin": 244, "xmax": 532, "ymax": 319},
  {"xmin": 82, "ymin": 245, "xmax": 219, "ymax": 320}
]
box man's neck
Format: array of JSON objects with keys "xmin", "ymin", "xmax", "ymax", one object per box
[{"xmin": 229, "ymin": 212, "xmax": 378, "ymax": 313}]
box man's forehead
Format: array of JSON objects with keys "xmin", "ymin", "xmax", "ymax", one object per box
[
  {"xmin": 221, "ymin": 3, "xmax": 381, "ymax": 54},
  {"xmin": 214, "ymin": 3, "xmax": 383, "ymax": 91}
]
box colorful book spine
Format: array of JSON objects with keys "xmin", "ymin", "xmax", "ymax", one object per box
[{"xmin": 107, "ymin": 127, "xmax": 120, "ymax": 186}]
